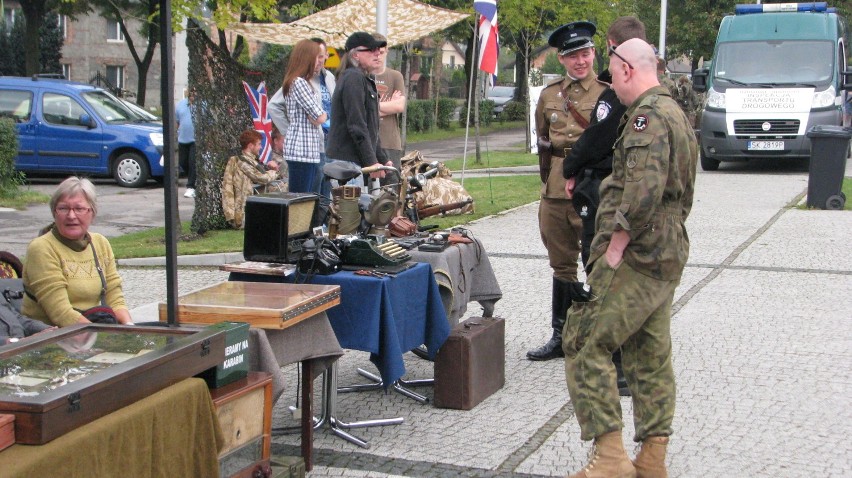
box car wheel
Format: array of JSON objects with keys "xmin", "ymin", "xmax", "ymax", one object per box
[
  {"xmin": 700, "ymin": 150, "xmax": 720, "ymax": 171},
  {"xmin": 113, "ymin": 152, "xmax": 150, "ymax": 188}
]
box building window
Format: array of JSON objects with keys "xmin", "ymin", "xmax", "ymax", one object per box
[
  {"xmin": 59, "ymin": 15, "xmax": 67, "ymax": 39},
  {"xmin": 107, "ymin": 19, "xmax": 124, "ymax": 42},
  {"xmin": 106, "ymin": 65, "xmax": 125, "ymax": 90},
  {"xmin": 450, "ymin": 55, "xmax": 455, "ymax": 68},
  {"xmin": 62, "ymin": 64, "xmax": 71, "ymax": 81}
]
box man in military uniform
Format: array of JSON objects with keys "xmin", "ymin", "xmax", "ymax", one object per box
[
  {"xmin": 528, "ymin": 21, "xmax": 605, "ymax": 361},
  {"xmin": 563, "ymin": 39, "xmax": 697, "ymax": 478},
  {"xmin": 561, "ymin": 16, "xmax": 647, "ymax": 396}
]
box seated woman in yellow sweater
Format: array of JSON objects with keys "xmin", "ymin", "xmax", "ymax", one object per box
[{"xmin": 22, "ymin": 177, "xmax": 133, "ymax": 326}]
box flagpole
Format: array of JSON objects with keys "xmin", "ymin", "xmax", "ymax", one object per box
[{"xmin": 461, "ymin": 16, "xmax": 481, "ymax": 187}]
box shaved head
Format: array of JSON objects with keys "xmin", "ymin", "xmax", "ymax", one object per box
[
  {"xmin": 618, "ymin": 38, "xmax": 657, "ymax": 73},
  {"xmin": 609, "ymin": 38, "xmax": 661, "ymax": 106}
]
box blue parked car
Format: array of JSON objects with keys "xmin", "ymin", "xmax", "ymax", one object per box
[{"xmin": 0, "ymin": 76, "xmax": 164, "ymax": 187}]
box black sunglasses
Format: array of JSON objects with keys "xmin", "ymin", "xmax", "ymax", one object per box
[
  {"xmin": 608, "ymin": 45, "xmax": 635, "ymax": 70},
  {"xmin": 354, "ymin": 47, "xmax": 379, "ymax": 53}
]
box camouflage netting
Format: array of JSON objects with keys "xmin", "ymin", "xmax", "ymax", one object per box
[{"xmin": 186, "ymin": 20, "xmax": 287, "ymax": 234}]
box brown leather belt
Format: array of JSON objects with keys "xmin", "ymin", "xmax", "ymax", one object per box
[{"xmin": 550, "ymin": 145, "xmax": 572, "ymax": 158}]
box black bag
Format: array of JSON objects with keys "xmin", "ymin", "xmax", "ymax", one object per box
[{"xmin": 77, "ymin": 306, "xmax": 118, "ymax": 324}]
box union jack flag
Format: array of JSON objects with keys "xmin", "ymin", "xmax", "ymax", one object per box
[
  {"xmin": 241, "ymin": 80, "xmax": 272, "ymax": 164},
  {"xmin": 474, "ymin": 0, "xmax": 499, "ymax": 86}
]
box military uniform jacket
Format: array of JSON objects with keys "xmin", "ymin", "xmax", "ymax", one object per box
[
  {"xmin": 562, "ymin": 70, "xmax": 623, "ymax": 178},
  {"xmin": 589, "ymin": 86, "xmax": 698, "ymax": 280},
  {"xmin": 535, "ymin": 74, "xmax": 605, "ymax": 199}
]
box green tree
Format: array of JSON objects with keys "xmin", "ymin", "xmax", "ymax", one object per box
[
  {"xmin": 541, "ymin": 51, "xmax": 562, "ymax": 75},
  {"xmin": 0, "ymin": 18, "xmax": 26, "ymax": 76},
  {"xmin": 0, "ymin": 118, "xmax": 23, "ymax": 196},
  {"xmin": 39, "ymin": 13, "xmax": 64, "ymax": 75},
  {"xmin": 89, "ymin": 0, "xmax": 160, "ymax": 105},
  {"xmin": 19, "ymin": 0, "xmax": 89, "ymax": 76}
]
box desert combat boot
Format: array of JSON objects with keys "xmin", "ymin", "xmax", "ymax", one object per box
[
  {"xmin": 633, "ymin": 436, "xmax": 669, "ymax": 478},
  {"xmin": 568, "ymin": 431, "xmax": 636, "ymax": 478}
]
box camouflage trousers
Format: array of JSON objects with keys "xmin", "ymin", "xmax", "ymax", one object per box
[{"xmin": 563, "ymin": 259, "xmax": 678, "ymax": 441}]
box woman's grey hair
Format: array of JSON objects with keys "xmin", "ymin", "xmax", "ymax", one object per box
[{"xmin": 50, "ymin": 176, "xmax": 98, "ymax": 217}]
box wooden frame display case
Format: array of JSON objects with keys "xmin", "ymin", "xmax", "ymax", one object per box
[
  {"xmin": 211, "ymin": 371, "xmax": 273, "ymax": 478},
  {"xmin": 0, "ymin": 323, "xmax": 229, "ymax": 445},
  {"xmin": 160, "ymin": 281, "xmax": 341, "ymax": 330}
]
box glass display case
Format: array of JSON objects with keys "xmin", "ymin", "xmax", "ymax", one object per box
[
  {"xmin": 160, "ymin": 281, "xmax": 341, "ymax": 329},
  {"xmin": 0, "ymin": 323, "xmax": 228, "ymax": 444}
]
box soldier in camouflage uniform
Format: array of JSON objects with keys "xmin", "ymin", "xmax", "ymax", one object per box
[
  {"xmin": 529, "ymin": 21, "xmax": 606, "ymax": 361},
  {"xmin": 563, "ymin": 39, "xmax": 697, "ymax": 478},
  {"xmin": 673, "ymin": 75, "xmax": 703, "ymax": 129}
]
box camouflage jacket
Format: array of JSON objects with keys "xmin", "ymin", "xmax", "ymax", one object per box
[
  {"xmin": 221, "ymin": 152, "xmax": 280, "ymax": 229},
  {"xmin": 589, "ymin": 86, "xmax": 697, "ymax": 280}
]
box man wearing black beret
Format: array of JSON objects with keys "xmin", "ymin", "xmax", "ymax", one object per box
[{"xmin": 529, "ymin": 21, "xmax": 605, "ymax": 362}]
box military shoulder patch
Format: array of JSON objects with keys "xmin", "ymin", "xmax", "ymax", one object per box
[
  {"xmin": 632, "ymin": 114, "xmax": 648, "ymax": 132},
  {"xmin": 595, "ymin": 102, "xmax": 611, "ymax": 122}
]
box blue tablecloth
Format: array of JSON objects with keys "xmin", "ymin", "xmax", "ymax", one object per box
[{"xmin": 229, "ymin": 262, "xmax": 450, "ymax": 386}]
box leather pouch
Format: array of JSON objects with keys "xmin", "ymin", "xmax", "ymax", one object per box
[
  {"xmin": 388, "ymin": 216, "xmax": 417, "ymax": 237},
  {"xmin": 537, "ymin": 137, "xmax": 552, "ymax": 183}
]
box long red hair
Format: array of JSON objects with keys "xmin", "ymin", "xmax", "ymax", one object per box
[{"xmin": 281, "ymin": 39, "xmax": 320, "ymax": 96}]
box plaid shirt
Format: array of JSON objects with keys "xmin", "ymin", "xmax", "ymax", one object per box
[{"xmin": 283, "ymin": 77, "xmax": 325, "ymax": 164}]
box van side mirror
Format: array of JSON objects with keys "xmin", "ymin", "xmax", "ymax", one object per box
[
  {"xmin": 79, "ymin": 113, "xmax": 96, "ymax": 129},
  {"xmin": 842, "ymin": 70, "xmax": 852, "ymax": 91},
  {"xmin": 692, "ymin": 68, "xmax": 709, "ymax": 93}
]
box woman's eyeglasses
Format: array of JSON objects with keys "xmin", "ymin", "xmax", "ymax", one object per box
[
  {"xmin": 56, "ymin": 206, "xmax": 92, "ymax": 216},
  {"xmin": 608, "ymin": 45, "xmax": 635, "ymax": 70}
]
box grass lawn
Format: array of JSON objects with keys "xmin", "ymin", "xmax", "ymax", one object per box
[
  {"xmin": 0, "ymin": 189, "xmax": 50, "ymax": 209},
  {"xmin": 442, "ymin": 150, "xmax": 536, "ymax": 171},
  {"xmin": 406, "ymin": 120, "xmax": 525, "ymax": 144},
  {"xmin": 110, "ymin": 221, "xmax": 244, "ymax": 259},
  {"xmin": 110, "ymin": 175, "xmax": 542, "ymax": 259}
]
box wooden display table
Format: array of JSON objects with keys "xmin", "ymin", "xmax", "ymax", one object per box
[{"xmin": 159, "ymin": 281, "xmax": 340, "ymax": 329}]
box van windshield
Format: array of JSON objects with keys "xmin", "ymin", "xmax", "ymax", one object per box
[
  {"xmin": 712, "ymin": 40, "xmax": 833, "ymax": 86},
  {"xmin": 82, "ymin": 90, "xmax": 137, "ymax": 123}
]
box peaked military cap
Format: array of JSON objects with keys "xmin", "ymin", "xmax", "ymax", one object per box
[{"xmin": 549, "ymin": 21, "xmax": 596, "ymax": 56}]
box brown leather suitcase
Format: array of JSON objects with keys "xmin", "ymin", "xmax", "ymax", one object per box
[{"xmin": 433, "ymin": 316, "xmax": 505, "ymax": 410}]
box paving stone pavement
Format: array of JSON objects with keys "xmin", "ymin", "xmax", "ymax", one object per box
[
  {"xmin": 6, "ymin": 127, "xmax": 850, "ymax": 476},
  {"xmin": 116, "ymin": 156, "xmax": 852, "ymax": 477}
]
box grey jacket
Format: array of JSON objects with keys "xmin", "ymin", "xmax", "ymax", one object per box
[{"xmin": 1, "ymin": 300, "xmax": 50, "ymax": 345}]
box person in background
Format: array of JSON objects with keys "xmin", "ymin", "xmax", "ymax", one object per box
[
  {"xmin": 563, "ymin": 38, "xmax": 697, "ymax": 478},
  {"xmin": 528, "ymin": 21, "xmax": 605, "ymax": 362},
  {"xmin": 221, "ymin": 130, "xmax": 282, "ymax": 229},
  {"xmin": 327, "ymin": 32, "xmax": 392, "ymax": 186},
  {"xmin": 269, "ymin": 126, "xmax": 289, "ymax": 188},
  {"xmin": 175, "ymin": 89, "xmax": 197, "ymax": 198},
  {"xmin": 561, "ymin": 16, "xmax": 647, "ymax": 396},
  {"xmin": 310, "ymin": 37, "xmax": 336, "ymax": 204},
  {"xmin": 371, "ymin": 32, "xmax": 406, "ymax": 176},
  {"xmin": 657, "ymin": 57, "xmax": 678, "ymax": 98},
  {"xmin": 22, "ymin": 177, "xmax": 134, "ymax": 326},
  {"xmin": 281, "ymin": 39, "xmax": 328, "ymax": 193}
]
